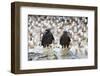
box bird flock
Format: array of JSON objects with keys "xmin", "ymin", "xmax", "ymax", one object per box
[{"xmin": 28, "ymin": 15, "xmax": 88, "ymax": 60}]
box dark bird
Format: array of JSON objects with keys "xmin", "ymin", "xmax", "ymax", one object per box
[
  {"xmin": 60, "ymin": 31, "xmax": 71, "ymax": 48},
  {"xmin": 41, "ymin": 29, "xmax": 54, "ymax": 48}
]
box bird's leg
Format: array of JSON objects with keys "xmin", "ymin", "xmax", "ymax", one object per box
[
  {"xmin": 43, "ymin": 46, "xmax": 48, "ymax": 56},
  {"xmin": 47, "ymin": 45, "xmax": 55, "ymax": 60},
  {"xmin": 44, "ymin": 45, "xmax": 50, "ymax": 56},
  {"xmin": 61, "ymin": 46, "xmax": 68, "ymax": 57}
]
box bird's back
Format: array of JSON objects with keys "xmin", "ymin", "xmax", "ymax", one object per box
[
  {"xmin": 41, "ymin": 31, "xmax": 54, "ymax": 47},
  {"xmin": 60, "ymin": 33, "xmax": 70, "ymax": 48}
]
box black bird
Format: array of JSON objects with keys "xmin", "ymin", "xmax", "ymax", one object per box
[
  {"xmin": 60, "ymin": 31, "xmax": 71, "ymax": 48},
  {"xmin": 41, "ymin": 29, "xmax": 54, "ymax": 48}
]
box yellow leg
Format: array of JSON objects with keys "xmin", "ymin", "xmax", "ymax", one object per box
[{"xmin": 61, "ymin": 47, "xmax": 68, "ymax": 56}]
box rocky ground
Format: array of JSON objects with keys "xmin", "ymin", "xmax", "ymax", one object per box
[{"xmin": 28, "ymin": 45, "xmax": 87, "ymax": 61}]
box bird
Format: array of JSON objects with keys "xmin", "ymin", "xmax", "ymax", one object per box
[
  {"xmin": 60, "ymin": 31, "xmax": 71, "ymax": 48},
  {"xmin": 41, "ymin": 29, "xmax": 54, "ymax": 48},
  {"xmin": 60, "ymin": 31, "xmax": 71, "ymax": 56}
]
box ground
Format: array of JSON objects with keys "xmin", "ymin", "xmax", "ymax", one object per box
[{"xmin": 28, "ymin": 45, "xmax": 88, "ymax": 61}]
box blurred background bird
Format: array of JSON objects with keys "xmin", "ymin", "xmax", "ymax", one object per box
[{"xmin": 60, "ymin": 31, "xmax": 71, "ymax": 56}]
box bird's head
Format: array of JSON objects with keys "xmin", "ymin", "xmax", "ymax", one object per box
[
  {"xmin": 46, "ymin": 29, "xmax": 51, "ymax": 32},
  {"xmin": 63, "ymin": 31, "xmax": 68, "ymax": 34}
]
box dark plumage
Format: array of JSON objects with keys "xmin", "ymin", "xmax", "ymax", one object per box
[
  {"xmin": 60, "ymin": 31, "xmax": 71, "ymax": 48},
  {"xmin": 41, "ymin": 29, "xmax": 54, "ymax": 47}
]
